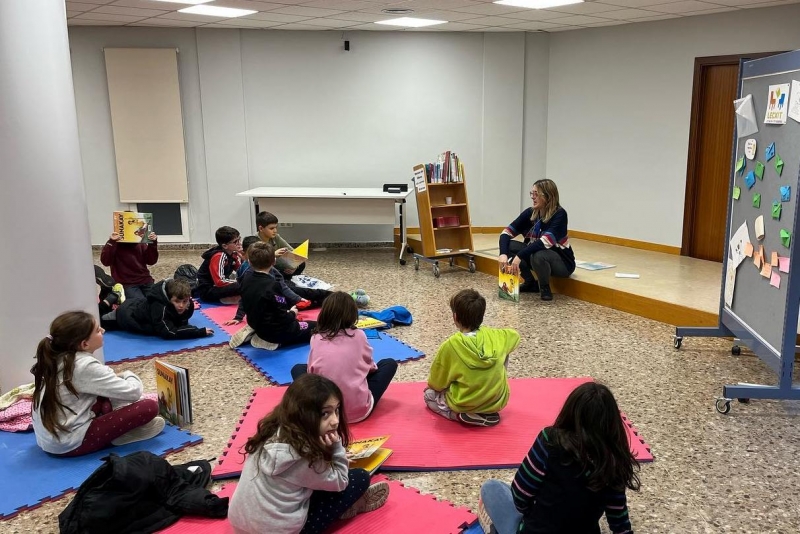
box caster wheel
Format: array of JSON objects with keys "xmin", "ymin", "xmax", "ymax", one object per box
[
  {"xmin": 399, "ymin": 259, "xmax": 407, "ymax": 266},
  {"xmin": 715, "ymin": 398, "xmax": 731, "ymax": 414},
  {"xmin": 737, "ymin": 398, "xmax": 750, "ymax": 404},
  {"xmin": 406, "ymin": 246, "xmax": 414, "ymax": 253},
  {"xmin": 433, "ymin": 265, "xmax": 441, "ymax": 278},
  {"xmin": 673, "ymin": 336, "xmax": 683, "ymax": 350},
  {"xmin": 469, "ymin": 261, "xmax": 476, "ymax": 273},
  {"xmin": 414, "ymin": 258, "xmax": 420, "ymax": 271},
  {"xmin": 731, "ymin": 345, "xmax": 741, "ymax": 356}
]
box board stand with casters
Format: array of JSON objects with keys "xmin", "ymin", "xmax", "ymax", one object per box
[
  {"xmin": 674, "ymin": 50, "xmax": 800, "ymax": 415},
  {"xmin": 412, "ymin": 252, "xmax": 476, "ymax": 278}
]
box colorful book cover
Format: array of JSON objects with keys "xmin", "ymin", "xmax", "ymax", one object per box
[
  {"xmin": 347, "ymin": 435, "xmax": 390, "ymax": 460},
  {"xmin": 155, "ymin": 360, "xmax": 180, "ymax": 426},
  {"xmin": 113, "ymin": 211, "xmax": 153, "ymax": 243},
  {"xmin": 349, "ymin": 448, "xmax": 393, "ymax": 475},
  {"xmin": 498, "ymin": 267, "xmax": 520, "ymax": 303},
  {"xmin": 356, "ymin": 316, "xmax": 387, "ymax": 330},
  {"xmin": 281, "ymin": 239, "xmax": 309, "ymax": 269}
]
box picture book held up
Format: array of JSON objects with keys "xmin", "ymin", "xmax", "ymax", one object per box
[
  {"xmin": 498, "ymin": 267, "xmax": 520, "ymax": 303},
  {"xmin": 281, "ymin": 239, "xmax": 309, "ymax": 269},
  {"xmin": 113, "ymin": 211, "xmax": 153, "ymax": 243},
  {"xmin": 154, "ymin": 360, "xmax": 193, "ymax": 427}
]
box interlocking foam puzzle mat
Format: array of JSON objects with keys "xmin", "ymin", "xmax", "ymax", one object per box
[
  {"xmin": 211, "ymin": 378, "xmax": 652, "ymax": 479},
  {"xmin": 0, "ymin": 425, "xmax": 202, "ymax": 520},
  {"xmin": 200, "ymin": 305, "xmax": 320, "ymax": 336}
]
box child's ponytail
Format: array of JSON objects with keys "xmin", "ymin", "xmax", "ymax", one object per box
[{"xmin": 31, "ymin": 311, "xmax": 95, "ymax": 439}]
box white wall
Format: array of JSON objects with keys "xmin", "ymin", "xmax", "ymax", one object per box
[
  {"xmin": 522, "ymin": 32, "xmax": 550, "ymax": 209},
  {"xmin": 544, "ymin": 4, "xmax": 800, "ymax": 247},
  {"xmin": 69, "ymin": 28, "xmax": 530, "ymax": 244}
]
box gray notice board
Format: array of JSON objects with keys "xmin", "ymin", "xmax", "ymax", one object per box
[{"xmin": 726, "ymin": 68, "xmax": 800, "ymax": 355}]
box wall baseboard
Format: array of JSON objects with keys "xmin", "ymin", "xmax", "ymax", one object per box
[
  {"xmin": 569, "ymin": 230, "xmax": 681, "ymax": 255},
  {"xmin": 394, "ymin": 226, "xmax": 504, "ymax": 236}
]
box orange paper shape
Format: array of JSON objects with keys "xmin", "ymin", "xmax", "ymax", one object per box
[
  {"xmin": 771, "ymin": 251, "xmax": 779, "ymax": 267},
  {"xmin": 753, "ymin": 251, "xmax": 762, "ymax": 269},
  {"xmin": 744, "ymin": 243, "xmax": 754, "ymax": 257},
  {"xmin": 761, "ymin": 262, "xmax": 772, "ymax": 278}
]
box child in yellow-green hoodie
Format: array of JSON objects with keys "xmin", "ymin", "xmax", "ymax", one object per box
[{"xmin": 424, "ymin": 289, "xmax": 520, "ymax": 427}]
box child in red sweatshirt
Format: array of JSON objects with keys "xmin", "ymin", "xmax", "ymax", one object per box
[{"xmin": 100, "ymin": 231, "xmax": 158, "ymax": 301}]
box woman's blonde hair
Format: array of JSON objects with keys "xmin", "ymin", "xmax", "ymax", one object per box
[{"xmin": 531, "ymin": 179, "xmax": 560, "ymax": 223}]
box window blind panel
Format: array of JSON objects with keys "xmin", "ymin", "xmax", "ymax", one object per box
[{"xmin": 104, "ymin": 48, "xmax": 189, "ymax": 203}]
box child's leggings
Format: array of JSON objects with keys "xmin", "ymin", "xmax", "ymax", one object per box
[
  {"xmin": 56, "ymin": 397, "xmax": 159, "ymax": 457},
  {"xmin": 300, "ymin": 468, "xmax": 370, "ymax": 534}
]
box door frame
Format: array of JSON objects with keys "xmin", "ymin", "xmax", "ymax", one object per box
[{"xmin": 681, "ymin": 53, "xmax": 781, "ymax": 257}]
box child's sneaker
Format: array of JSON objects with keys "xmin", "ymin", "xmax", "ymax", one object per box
[
  {"xmin": 340, "ymin": 481, "xmax": 390, "ymax": 520},
  {"xmin": 251, "ymin": 335, "xmax": 280, "ymax": 351},
  {"xmin": 350, "ymin": 292, "xmax": 370, "ymax": 308},
  {"xmin": 295, "ymin": 299, "xmax": 312, "ymax": 310},
  {"xmin": 477, "ymin": 497, "xmax": 494, "ymax": 534},
  {"xmin": 229, "ymin": 324, "xmax": 255, "ymax": 348},
  {"xmin": 111, "ymin": 416, "xmax": 165, "ymax": 446},
  {"xmin": 111, "ymin": 283, "xmax": 126, "ymax": 304},
  {"xmin": 352, "ymin": 289, "xmax": 367, "ymax": 296},
  {"xmin": 94, "ymin": 265, "xmax": 115, "ymax": 288},
  {"xmin": 458, "ymin": 412, "xmax": 501, "ymax": 427}
]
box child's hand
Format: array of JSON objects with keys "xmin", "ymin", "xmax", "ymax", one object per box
[
  {"xmin": 345, "ymin": 451, "xmax": 354, "ymax": 463},
  {"xmin": 223, "ymin": 319, "xmax": 241, "ymax": 326},
  {"xmin": 321, "ymin": 431, "xmax": 340, "ymax": 448},
  {"xmin": 148, "ymin": 232, "xmax": 158, "ymax": 242},
  {"xmin": 109, "ymin": 233, "xmax": 121, "ymax": 242},
  {"xmin": 275, "ymin": 248, "xmax": 288, "ymax": 257},
  {"xmin": 205, "ymin": 328, "xmax": 215, "ymax": 336}
]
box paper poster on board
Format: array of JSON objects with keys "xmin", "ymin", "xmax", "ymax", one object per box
[
  {"xmin": 724, "ymin": 261, "xmax": 736, "ymax": 307},
  {"xmin": 729, "ymin": 221, "xmax": 751, "ymax": 269},
  {"xmin": 788, "ymin": 80, "xmax": 800, "ymax": 123},
  {"xmin": 734, "ymin": 95, "xmax": 759, "ymax": 137},
  {"xmin": 764, "ymin": 83, "xmax": 790, "ymax": 125},
  {"xmin": 413, "ymin": 166, "xmax": 426, "ymax": 193}
]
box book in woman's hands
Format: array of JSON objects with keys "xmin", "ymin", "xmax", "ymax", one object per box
[
  {"xmin": 154, "ymin": 360, "xmax": 192, "ymax": 427},
  {"xmin": 347, "ymin": 435, "xmax": 392, "ymax": 475},
  {"xmin": 498, "ymin": 267, "xmax": 520, "ymax": 303}
]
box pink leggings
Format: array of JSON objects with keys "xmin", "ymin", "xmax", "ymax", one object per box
[{"xmin": 58, "ymin": 397, "xmax": 159, "ymax": 457}]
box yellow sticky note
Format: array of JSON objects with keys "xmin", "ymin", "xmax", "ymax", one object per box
[{"xmin": 771, "ymin": 251, "xmax": 779, "ymax": 267}]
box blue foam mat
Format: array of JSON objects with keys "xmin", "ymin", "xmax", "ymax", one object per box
[
  {"xmin": 103, "ymin": 312, "xmax": 229, "ymax": 364},
  {"xmin": 236, "ymin": 331, "xmax": 425, "ymax": 385},
  {"xmin": 462, "ymin": 522, "xmax": 483, "ymax": 533},
  {"xmin": 0, "ymin": 425, "xmax": 202, "ymax": 519}
]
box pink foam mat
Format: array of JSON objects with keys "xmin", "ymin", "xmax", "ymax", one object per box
[
  {"xmin": 200, "ymin": 305, "xmax": 320, "ymax": 336},
  {"xmin": 158, "ymin": 476, "xmax": 476, "ymax": 534},
  {"xmin": 212, "ymin": 378, "xmax": 652, "ymax": 479}
]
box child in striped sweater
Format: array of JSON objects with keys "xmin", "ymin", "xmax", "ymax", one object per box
[{"xmin": 478, "ymin": 382, "xmax": 640, "ymax": 534}]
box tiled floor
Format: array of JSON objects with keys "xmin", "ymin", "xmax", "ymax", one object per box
[{"xmin": 6, "ymin": 247, "xmax": 800, "ymax": 533}]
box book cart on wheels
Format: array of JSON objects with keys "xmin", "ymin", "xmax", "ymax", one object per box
[
  {"xmin": 674, "ymin": 50, "xmax": 800, "ymax": 414},
  {"xmin": 410, "ymin": 159, "xmax": 476, "ymax": 278}
]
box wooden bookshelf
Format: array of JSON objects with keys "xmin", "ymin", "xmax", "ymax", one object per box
[{"xmin": 412, "ymin": 164, "xmax": 474, "ymax": 258}]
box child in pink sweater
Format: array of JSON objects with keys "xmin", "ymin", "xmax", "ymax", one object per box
[{"xmin": 290, "ymin": 292, "xmax": 398, "ymax": 423}]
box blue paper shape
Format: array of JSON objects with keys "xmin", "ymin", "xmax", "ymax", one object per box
[
  {"xmin": 745, "ymin": 171, "xmax": 756, "ymax": 189},
  {"xmin": 766, "ymin": 142, "xmax": 776, "ymax": 161},
  {"xmin": 781, "ymin": 185, "xmax": 791, "ymax": 202}
]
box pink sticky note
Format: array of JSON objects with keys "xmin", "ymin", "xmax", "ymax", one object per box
[
  {"xmin": 779, "ymin": 256, "xmax": 790, "ymax": 273},
  {"xmin": 770, "ymin": 271, "xmax": 781, "ymax": 288}
]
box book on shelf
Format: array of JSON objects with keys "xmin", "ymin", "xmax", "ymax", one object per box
[
  {"xmin": 356, "ymin": 316, "xmax": 388, "ymax": 330},
  {"xmin": 498, "ymin": 267, "xmax": 520, "ymax": 303},
  {"xmin": 422, "ymin": 151, "xmax": 465, "ymax": 184},
  {"xmin": 113, "ymin": 211, "xmax": 153, "ymax": 243},
  {"xmin": 154, "ymin": 360, "xmax": 193, "ymax": 427},
  {"xmin": 281, "ymin": 239, "xmax": 309, "ymax": 269},
  {"xmin": 347, "ymin": 435, "xmax": 393, "ymax": 474}
]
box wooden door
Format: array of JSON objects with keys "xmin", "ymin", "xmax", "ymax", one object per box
[{"xmin": 682, "ymin": 60, "xmax": 739, "ymax": 262}]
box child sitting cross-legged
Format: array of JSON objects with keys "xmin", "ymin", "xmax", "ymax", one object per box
[
  {"xmin": 194, "ymin": 226, "xmax": 243, "ymax": 304},
  {"xmin": 424, "ymin": 289, "xmax": 520, "ymax": 427},
  {"xmin": 228, "ymin": 373, "xmax": 389, "ymax": 534},
  {"xmin": 31, "ymin": 311, "xmax": 165, "ymax": 457},
  {"xmin": 100, "ymin": 278, "xmax": 214, "ymax": 340},
  {"xmin": 291, "ymin": 291, "xmax": 398, "ymax": 423}
]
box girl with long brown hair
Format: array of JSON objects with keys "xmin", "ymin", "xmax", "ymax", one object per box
[
  {"xmin": 498, "ymin": 179, "xmax": 576, "ymax": 301},
  {"xmin": 31, "ymin": 311, "xmax": 164, "ymax": 456},
  {"xmin": 228, "ymin": 374, "xmax": 389, "ymax": 534}
]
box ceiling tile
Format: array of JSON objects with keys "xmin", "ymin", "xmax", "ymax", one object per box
[
  {"xmin": 581, "ymin": 18, "xmax": 631, "ymax": 25},
  {"xmin": 269, "ymin": 6, "xmax": 348, "ymax": 17},
  {"xmin": 208, "ymin": 0, "xmax": 284, "ymax": 10},
  {"xmin": 599, "ymin": 7, "xmax": 661, "ymax": 18},
  {"xmin": 646, "ymin": 0, "xmax": 723, "ymax": 12},
  {"xmin": 686, "ymin": 5, "xmax": 740, "ymax": 13},
  {"xmin": 270, "ymin": 23, "xmax": 339, "ymax": 30},
  {"xmin": 213, "ymin": 18, "xmax": 284, "ymax": 27},
  {"xmin": 157, "ymin": 11, "xmax": 228, "ymax": 22},
  {"xmin": 544, "ymin": 24, "xmax": 583, "ymax": 31},
  {"xmin": 296, "ymin": 17, "xmax": 365, "ymax": 27},
  {"xmin": 497, "ymin": 8, "xmax": 589, "ymax": 20},
  {"xmin": 631, "ymin": 12, "xmax": 681, "ymax": 19},
  {"xmin": 330, "ymin": 12, "xmax": 392, "ymax": 22},
  {"xmin": 69, "ymin": 18, "xmax": 126, "ymax": 25},
  {"xmin": 66, "ymin": 2, "xmax": 103, "ymax": 12},
  {"xmin": 475, "ymin": 25, "xmax": 527, "ymax": 31},
  {"xmin": 502, "ymin": 19, "xmax": 571, "ymax": 29},
  {"xmin": 93, "ymin": 5, "xmax": 169, "ymax": 17},
  {"xmin": 71, "ymin": 0, "xmax": 116, "ymax": 4},
  {"xmin": 436, "ymin": 21, "xmax": 498, "ymax": 30},
  {"xmin": 73, "ymin": 11, "xmax": 147, "ymax": 21},
  {"xmin": 545, "ymin": 13, "xmax": 616, "ymax": 24},
  {"xmin": 299, "ymin": 0, "xmax": 381, "ymax": 7},
  {"xmin": 406, "ymin": 0, "xmax": 487, "ymax": 8},
  {"xmin": 244, "ymin": 12, "xmax": 314, "ymax": 22},
  {"xmin": 132, "ymin": 17, "xmax": 201, "ymax": 26},
  {"xmin": 598, "ymin": 0, "xmax": 683, "ymax": 7},
  {"xmin": 450, "ymin": 3, "xmax": 529, "ymax": 15},
  {"xmin": 740, "ymin": 0, "xmax": 798, "ymax": 7},
  {"xmin": 410, "ymin": 9, "xmax": 493, "ymax": 21},
  {"xmin": 344, "ymin": 22, "xmax": 405, "ymax": 30},
  {"xmin": 545, "ymin": 2, "xmax": 629, "ymax": 14},
  {"xmin": 455, "ymin": 15, "xmax": 529, "ymax": 25}
]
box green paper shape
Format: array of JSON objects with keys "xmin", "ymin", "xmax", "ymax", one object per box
[
  {"xmin": 781, "ymin": 229, "xmax": 792, "ymax": 248},
  {"xmin": 753, "ymin": 193, "xmax": 761, "ymax": 208},
  {"xmin": 755, "ymin": 161, "xmax": 765, "ymax": 180},
  {"xmin": 736, "ymin": 156, "xmax": 745, "ymax": 175},
  {"xmin": 772, "ymin": 201, "xmax": 782, "ymax": 220},
  {"xmin": 775, "ymin": 155, "xmax": 784, "ymax": 176},
  {"xmin": 733, "ymin": 186, "xmax": 741, "ymax": 200}
]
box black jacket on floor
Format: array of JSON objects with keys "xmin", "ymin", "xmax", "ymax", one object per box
[
  {"xmin": 116, "ymin": 280, "xmax": 207, "ymax": 340},
  {"xmin": 59, "ymin": 451, "xmax": 228, "ymax": 534}
]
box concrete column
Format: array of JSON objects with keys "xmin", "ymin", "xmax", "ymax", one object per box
[{"xmin": 0, "ymin": 1, "xmax": 100, "ymax": 392}]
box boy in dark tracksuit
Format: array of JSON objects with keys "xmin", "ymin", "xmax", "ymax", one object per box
[
  {"xmin": 241, "ymin": 242, "xmax": 316, "ymax": 347},
  {"xmin": 101, "ymin": 279, "xmax": 212, "ymax": 340},
  {"xmin": 194, "ymin": 226, "xmax": 243, "ymax": 304}
]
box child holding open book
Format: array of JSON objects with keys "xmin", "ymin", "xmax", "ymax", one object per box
[
  {"xmin": 291, "ymin": 292, "xmax": 398, "ymax": 423},
  {"xmin": 256, "ymin": 211, "xmax": 306, "ymax": 277},
  {"xmin": 228, "ymin": 373, "xmax": 389, "ymax": 534},
  {"xmin": 424, "ymin": 289, "xmax": 520, "ymax": 427}
]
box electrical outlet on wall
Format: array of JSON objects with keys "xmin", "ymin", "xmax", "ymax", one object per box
[{"xmin": 279, "ymin": 222, "xmax": 293, "ymax": 228}]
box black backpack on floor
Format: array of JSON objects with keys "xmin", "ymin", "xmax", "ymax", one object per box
[{"xmin": 174, "ymin": 264, "xmax": 199, "ymax": 290}]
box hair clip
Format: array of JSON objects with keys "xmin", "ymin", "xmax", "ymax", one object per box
[{"xmin": 46, "ymin": 334, "xmax": 53, "ymax": 340}]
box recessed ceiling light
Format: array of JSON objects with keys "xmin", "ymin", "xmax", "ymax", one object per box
[
  {"xmin": 494, "ymin": 0, "xmax": 583, "ymax": 8},
  {"xmin": 178, "ymin": 5, "xmax": 257, "ymax": 17},
  {"xmin": 375, "ymin": 17, "xmax": 447, "ymax": 28},
  {"xmin": 151, "ymin": 0, "xmax": 214, "ymax": 4}
]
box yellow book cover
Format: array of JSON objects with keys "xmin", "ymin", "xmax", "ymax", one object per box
[
  {"xmin": 498, "ymin": 267, "xmax": 520, "ymax": 303},
  {"xmin": 155, "ymin": 360, "xmax": 181, "ymax": 426},
  {"xmin": 349, "ymin": 448, "xmax": 393, "ymax": 475},
  {"xmin": 113, "ymin": 211, "xmax": 153, "ymax": 243},
  {"xmin": 281, "ymin": 239, "xmax": 309, "ymax": 269},
  {"xmin": 356, "ymin": 316, "xmax": 387, "ymax": 330},
  {"xmin": 347, "ymin": 435, "xmax": 390, "ymax": 460}
]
